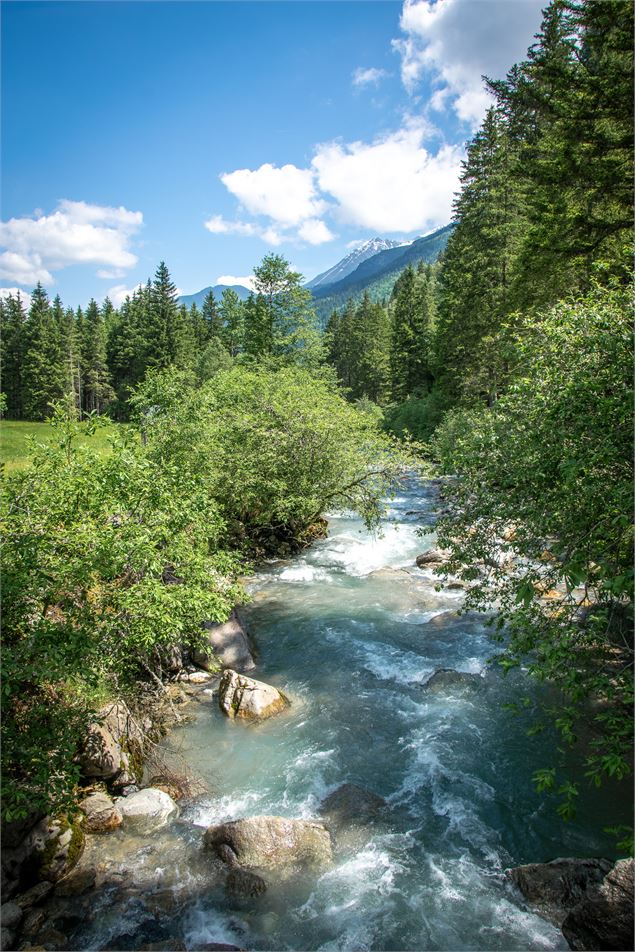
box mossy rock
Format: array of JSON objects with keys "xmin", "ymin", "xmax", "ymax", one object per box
[{"xmin": 38, "ymin": 816, "xmax": 85, "ymax": 881}]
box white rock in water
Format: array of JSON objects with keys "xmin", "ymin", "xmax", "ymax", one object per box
[
  {"xmin": 218, "ymin": 669, "xmax": 288, "ymax": 721},
  {"xmin": 116, "ymin": 788, "xmax": 178, "ymax": 834},
  {"xmin": 182, "ymin": 670, "xmax": 213, "ymax": 684},
  {"xmin": 194, "ymin": 610, "xmax": 255, "ymax": 672}
]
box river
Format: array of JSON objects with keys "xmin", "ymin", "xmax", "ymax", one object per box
[{"xmin": 72, "ymin": 476, "xmax": 628, "ymax": 951}]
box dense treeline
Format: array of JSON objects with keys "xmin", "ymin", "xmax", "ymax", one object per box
[{"xmin": 0, "ymin": 256, "xmax": 322, "ymax": 421}]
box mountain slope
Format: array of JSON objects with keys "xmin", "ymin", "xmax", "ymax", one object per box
[
  {"xmin": 311, "ymin": 224, "xmax": 453, "ymax": 302},
  {"xmin": 311, "ymin": 224, "xmax": 453, "ymax": 322},
  {"xmin": 178, "ymin": 284, "xmax": 251, "ymax": 308},
  {"xmin": 306, "ymin": 237, "xmax": 407, "ymax": 291}
]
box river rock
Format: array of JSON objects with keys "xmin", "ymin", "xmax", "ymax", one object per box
[
  {"xmin": 116, "ymin": 788, "xmax": 178, "ymax": 834},
  {"xmin": 415, "ymin": 548, "xmax": 449, "ymax": 568},
  {"xmin": 1, "ymin": 901, "xmax": 23, "ymax": 929},
  {"xmin": 99, "ymin": 699, "xmax": 144, "ymax": 748},
  {"xmin": 561, "ymin": 858, "xmax": 634, "ymax": 951},
  {"xmin": 319, "ymin": 784, "xmax": 386, "ymax": 829},
  {"xmin": 79, "ymin": 791, "xmax": 122, "ymax": 834},
  {"xmin": 204, "ymin": 816, "xmax": 332, "ymax": 871},
  {"xmin": 225, "ymin": 867, "xmax": 268, "ymax": 897},
  {"xmin": 79, "ymin": 723, "xmax": 124, "ymax": 779},
  {"xmin": 218, "ymin": 670, "xmax": 288, "ymax": 722},
  {"xmin": 194, "ymin": 611, "xmax": 255, "ymax": 673},
  {"xmin": 507, "ymin": 857, "xmax": 613, "ymax": 925},
  {"xmin": 15, "ymin": 881, "xmax": 54, "ymax": 909},
  {"xmin": 54, "ymin": 865, "xmax": 97, "ymax": 897},
  {"xmin": 423, "ymin": 669, "xmax": 482, "ymax": 693}
]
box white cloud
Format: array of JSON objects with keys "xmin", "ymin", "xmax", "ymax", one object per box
[
  {"xmin": 0, "ymin": 251, "xmax": 52, "ymax": 286},
  {"xmin": 203, "ymin": 215, "xmax": 257, "ymax": 237},
  {"xmin": 215, "ymin": 274, "xmax": 256, "ymax": 292},
  {"xmin": 97, "ymin": 268, "xmax": 126, "ymax": 279},
  {"xmin": 312, "ymin": 121, "xmax": 463, "ymax": 233},
  {"xmin": 394, "ymin": 0, "xmax": 544, "ymax": 126},
  {"xmin": 220, "ymin": 163, "xmax": 326, "ymax": 227},
  {"xmin": 0, "ymin": 199, "xmax": 143, "ymax": 287},
  {"xmin": 0, "ymin": 286, "xmax": 32, "ymax": 305},
  {"xmin": 353, "ymin": 66, "xmax": 389, "ymax": 88},
  {"xmin": 106, "ymin": 282, "xmax": 143, "ymax": 308},
  {"xmin": 297, "ymin": 218, "xmax": 335, "ymax": 245}
]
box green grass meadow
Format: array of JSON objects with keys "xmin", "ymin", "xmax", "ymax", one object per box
[{"xmin": 0, "ymin": 420, "xmax": 126, "ymax": 473}]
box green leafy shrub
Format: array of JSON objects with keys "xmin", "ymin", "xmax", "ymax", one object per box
[{"xmin": 431, "ymin": 286, "xmax": 634, "ymax": 809}]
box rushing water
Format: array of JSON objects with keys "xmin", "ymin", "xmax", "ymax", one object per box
[{"xmin": 72, "ymin": 476, "xmax": 629, "ymax": 952}]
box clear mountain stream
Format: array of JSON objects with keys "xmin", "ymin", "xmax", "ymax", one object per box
[{"xmin": 71, "ymin": 476, "xmax": 629, "ymax": 951}]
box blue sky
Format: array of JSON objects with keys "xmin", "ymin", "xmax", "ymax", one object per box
[{"xmin": 1, "ymin": 0, "xmax": 544, "ymax": 307}]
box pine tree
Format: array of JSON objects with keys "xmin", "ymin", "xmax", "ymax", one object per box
[
  {"xmin": 0, "ymin": 293, "xmax": 28, "ymax": 418},
  {"xmin": 220, "ymin": 289, "xmax": 244, "ymax": 357},
  {"xmin": 83, "ymin": 299, "xmax": 113, "ymax": 413},
  {"xmin": 202, "ymin": 290, "xmax": 223, "ymax": 342},
  {"xmin": 22, "ymin": 284, "xmax": 68, "ymax": 419},
  {"xmin": 144, "ymin": 262, "xmax": 179, "ymax": 369},
  {"xmin": 434, "ymin": 109, "xmax": 522, "ymax": 404}
]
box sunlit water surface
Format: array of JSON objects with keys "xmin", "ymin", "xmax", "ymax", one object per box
[{"xmin": 72, "ymin": 477, "xmax": 629, "ymax": 952}]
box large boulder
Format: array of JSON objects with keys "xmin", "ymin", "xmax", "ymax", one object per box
[
  {"xmin": 79, "ymin": 723, "xmax": 125, "ymax": 779},
  {"xmin": 194, "ymin": 611, "xmax": 255, "ymax": 673},
  {"xmin": 204, "ymin": 816, "xmax": 332, "ymax": 871},
  {"xmin": 562, "ymin": 858, "xmax": 634, "ymax": 951},
  {"xmin": 116, "ymin": 788, "xmax": 178, "ymax": 835},
  {"xmin": 79, "ymin": 791, "xmax": 123, "ymax": 834},
  {"xmin": 423, "ymin": 669, "xmax": 483, "ymax": 693},
  {"xmin": 507, "ymin": 857, "xmax": 613, "ymax": 926},
  {"xmin": 218, "ymin": 670, "xmax": 288, "ymax": 722}
]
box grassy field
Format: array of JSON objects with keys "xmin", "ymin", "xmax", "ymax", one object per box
[{"xmin": 0, "ymin": 419, "xmax": 126, "ymax": 473}]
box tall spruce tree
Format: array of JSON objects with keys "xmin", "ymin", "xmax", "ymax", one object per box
[
  {"xmin": 22, "ymin": 284, "xmax": 68, "ymax": 420},
  {"xmin": 0, "ymin": 293, "xmax": 28, "ymax": 419}
]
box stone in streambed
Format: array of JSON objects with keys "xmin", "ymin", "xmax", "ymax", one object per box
[
  {"xmin": 562, "ymin": 858, "xmax": 634, "ymax": 951},
  {"xmin": 116, "ymin": 788, "xmax": 178, "ymax": 835},
  {"xmin": 79, "ymin": 791, "xmax": 122, "ymax": 834},
  {"xmin": 318, "ymin": 783, "xmax": 388, "ymax": 852},
  {"xmin": 507, "ymin": 857, "xmax": 613, "ymax": 926},
  {"xmin": 204, "ymin": 816, "xmax": 332, "ymax": 871},
  {"xmin": 194, "ymin": 611, "xmax": 255, "ymax": 673},
  {"xmin": 225, "ymin": 867, "xmax": 268, "ymax": 897},
  {"xmin": 415, "ymin": 548, "xmax": 449, "ymax": 568},
  {"xmin": 423, "ymin": 669, "xmax": 482, "ymax": 693},
  {"xmin": 218, "ymin": 670, "xmax": 288, "ymax": 722},
  {"xmin": 319, "ymin": 784, "xmax": 386, "ymax": 830}
]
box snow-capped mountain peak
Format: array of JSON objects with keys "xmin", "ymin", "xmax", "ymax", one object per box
[{"xmin": 306, "ymin": 237, "xmax": 410, "ymax": 291}]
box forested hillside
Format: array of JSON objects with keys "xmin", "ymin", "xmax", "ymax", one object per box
[{"xmin": 0, "ymin": 0, "xmax": 632, "ymax": 849}]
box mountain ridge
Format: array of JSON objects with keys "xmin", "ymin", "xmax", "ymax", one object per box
[{"xmin": 306, "ymin": 237, "xmax": 407, "ymax": 291}]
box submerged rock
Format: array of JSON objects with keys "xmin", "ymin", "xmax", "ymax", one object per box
[
  {"xmin": 562, "ymin": 858, "xmax": 634, "ymax": 951},
  {"xmin": 225, "ymin": 867, "xmax": 268, "ymax": 897},
  {"xmin": 116, "ymin": 788, "xmax": 178, "ymax": 835},
  {"xmin": 319, "ymin": 783, "xmax": 386, "ymax": 830},
  {"xmin": 204, "ymin": 816, "xmax": 332, "ymax": 871},
  {"xmin": 423, "ymin": 669, "xmax": 482, "ymax": 693},
  {"xmin": 194, "ymin": 611, "xmax": 255, "ymax": 673},
  {"xmin": 507, "ymin": 857, "xmax": 613, "ymax": 925},
  {"xmin": 218, "ymin": 670, "xmax": 288, "ymax": 722},
  {"xmin": 79, "ymin": 791, "xmax": 122, "ymax": 834}
]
